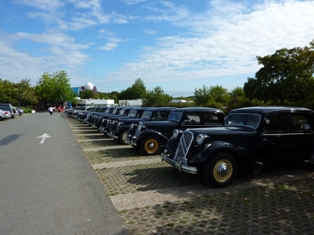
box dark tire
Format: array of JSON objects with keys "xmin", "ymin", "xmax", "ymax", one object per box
[
  {"xmin": 0, "ymin": 116, "xmax": 3, "ymax": 121},
  {"xmin": 203, "ymin": 152, "xmax": 237, "ymax": 188},
  {"xmin": 118, "ymin": 130, "xmax": 128, "ymax": 144},
  {"xmin": 140, "ymin": 136, "xmax": 161, "ymax": 155}
]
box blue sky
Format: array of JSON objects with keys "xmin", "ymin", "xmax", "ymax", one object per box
[{"xmin": 1, "ymin": 0, "xmax": 314, "ymax": 97}]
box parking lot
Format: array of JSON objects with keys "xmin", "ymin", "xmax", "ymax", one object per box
[{"xmin": 66, "ymin": 116, "xmax": 314, "ymax": 235}]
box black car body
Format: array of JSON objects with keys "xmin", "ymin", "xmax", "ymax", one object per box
[
  {"xmin": 108, "ymin": 107, "xmax": 176, "ymax": 144},
  {"xmin": 84, "ymin": 106, "xmax": 119, "ymax": 125},
  {"xmin": 161, "ymin": 106, "xmax": 314, "ymax": 188},
  {"xmin": 129, "ymin": 107, "xmax": 225, "ymax": 155},
  {"xmin": 92, "ymin": 107, "xmax": 132, "ymax": 129},
  {"xmin": 102, "ymin": 107, "xmax": 149, "ymax": 135}
]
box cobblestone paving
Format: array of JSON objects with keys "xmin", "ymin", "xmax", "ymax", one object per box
[
  {"xmin": 85, "ymin": 149, "xmax": 157, "ymax": 164},
  {"xmin": 66, "ymin": 116, "xmax": 314, "ymax": 235},
  {"xmin": 96, "ymin": 163, "xmax": 200, "ymax": 195},
  {"xmin": 120, "ymin": 177, "xmax": 314, "ymax": 235}
]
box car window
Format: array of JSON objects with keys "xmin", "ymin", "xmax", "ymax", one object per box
[
  {"xmin": 182, "ymin": 112, "xmax": 201, "ymax": 125},
  {"xmin": 290, "ymin": 114, "xmax": 311, "ymax": 132},
  {"xmin": 167, "ymin": 112, "xmax": 182, "ymax": 122},
  {"xmin": 141, "ymin": 111, "xmax": 152, "ymax": 120},
  {"xmin": 264, "ymin": 113, "xmax": 289, "ymax": 132},
  {"xmin": 150, "ymin": 111, "xmax": 169, "ymax": 121},
  {"xmin": 203, "ymin": 113, "xmax": 221, "ymax": 125},
  {"xmin": 226, "ymin": 113, "xmax": 261, "ymax": 129}
]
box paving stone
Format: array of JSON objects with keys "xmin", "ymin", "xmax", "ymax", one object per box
[{"xmin": 66, "ymin": 116, "xmax": 314, "ymax": 235}]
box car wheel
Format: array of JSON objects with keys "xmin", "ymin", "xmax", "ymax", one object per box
[
  {"xmin": 203, "ymin": 152, "xmax": 237, "ymax": 188},
  {"xmin": 119, "ymin": 130, "xmax": 128, "ymax": 144},
  {"xmin": 0, "ymin": 116, "xmax": 3, "ymax": 121},
  {"xmin": 141, "ymin": 136, "xmax": 161, "ymax": 155}
]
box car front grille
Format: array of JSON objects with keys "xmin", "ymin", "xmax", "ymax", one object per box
[
  {"xmin": 134, "ymin": 123, "xmax": 142, "ymax": 138},
  {"xmin": 174, "ymin": 130, "xmax": 194, "ymax": 160}
]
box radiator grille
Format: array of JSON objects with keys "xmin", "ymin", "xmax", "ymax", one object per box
[{"xmin": 174, "ymin": 130, "xmax": 194, "ymax": 160}]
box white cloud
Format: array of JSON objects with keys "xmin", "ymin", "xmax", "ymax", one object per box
[
  {"xmin": 122, "ymin": 0, "xmax": 147, "ymax": 5},
  {"xmin": 104, "ymin": 0, "xmax": 314, "ymax": 86},
  {"xmin": 145, "ymin": 29, "xmax": 156, "ymax": 35},
  {"xmin": 145, "ymin": 2, "xmax": 190, "ymax": 22},
  {"xmin": 13, "ymin": 0, "xmax": 64, "ymax": 11},
  {"xmin": 99, "ymin": 38, "xmax": 122, "ymax": 51}
]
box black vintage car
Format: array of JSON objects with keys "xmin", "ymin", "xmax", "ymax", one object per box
[
  {"xmin": 100, "ymin": 107, "xmax": 149, "ymax": 135},
  {"xmin": 108, "ymin": 107, "xmax": 176, "ymax": 144},
  {"xmin": 129, "ymin": 107, "xmax": 226, "ymax": 155},
  {"xmin": 92, "ymin": 107, "xmax": 132, "ymax": 129},
  {"xmin": 161, "ymin": 106, "xmax": 314, "ymax": 188}
]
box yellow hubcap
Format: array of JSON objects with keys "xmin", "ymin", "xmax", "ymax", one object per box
[
  {"xmin": 144, "ymin": 138, "xmax": 159, "ymax": 154},
  {"xmin": 213, "ymin": 159, "xmax": 233, "ymax": 183}
]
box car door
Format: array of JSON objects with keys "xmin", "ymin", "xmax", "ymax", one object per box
[
  {"xmin": 259, "ymin": 112, "xmax": 292, "ymax": 162},
  {"xmin": 180, "ymin": 112, "xmax": 203, "ymax": 128},
  {"xmin": 289, "ymin": 112, "xmax": 314, "ymax": 159}
]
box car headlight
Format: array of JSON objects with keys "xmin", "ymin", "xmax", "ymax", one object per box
[
  {"xmin": 172, "ymin": 129, "xmax": 182, "ymax": 138},
  {"xmin": 196, "ymin": 134, "xmax": 209, "ymax": 145}
]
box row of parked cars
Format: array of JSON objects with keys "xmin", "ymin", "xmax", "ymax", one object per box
[
  {"xmin": 65, "ymin": 105, "xmax": 314, "ymax": 188},
  {"xmin": 0, "ymin": 103, "xmax": 24, "ymax": 121}
]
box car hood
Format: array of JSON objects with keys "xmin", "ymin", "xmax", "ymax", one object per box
[
  {"xmin": 140, "ymin": 120, "xmax": 177, "ymax": 128},
  {"xmin": 187, "ymin": 126, "xmax": 257, "ymax": 136}
]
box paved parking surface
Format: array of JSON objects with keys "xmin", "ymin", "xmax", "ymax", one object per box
[{"xmin": 66, "ymin": 116, "xmax": 314, "ymax": 235}]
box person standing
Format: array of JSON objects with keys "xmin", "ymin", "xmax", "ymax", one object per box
[{"xmin": 48, "ymin": 106, "xmax": 54, "ymax": 116}]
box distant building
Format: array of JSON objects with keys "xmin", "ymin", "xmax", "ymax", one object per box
[
  {"xmin": 75, "ymin": 98, "xmax": 114, "ymax": 107},
  {"xmin": 118, "ymin": 99, "xmax": 143, "ymax": 107},
  {"xmin": 72, "ymin": 87, "xmax": 82, "ymax": 96},
  {"xmin": 81, "ymin": 85, "xmax": 98, "ymax": 94}
]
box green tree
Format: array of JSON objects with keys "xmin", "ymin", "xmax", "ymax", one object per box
[
  {"xmin": 194, "ymin": 85, "xmax": 229, "ymax": 107},
  {"xmin": 142, "ymin": 86, "xmax": 172, "ymax": 106},
  {"xmin": 208, "ymin": 85, "xmax": 230, "ymax": 105},
  {"xmin": 229, "ymin": 87, "xmax": 245, "ymax": 98},
  {"xmin": 119, "ymin": 78, "xmax": 146, "ymax": 99},
  {"xmin": 80, "ymin": 89, "xmax": 97, "ymax": 99},
  {"xmin": 244, "ymin": 40, "xmax": 314, "ymax": 107},
  {"xmin": 0, "ymin": 79, "xmax": 16, "ymax": 104},
  {"xmin": 14, "ymin": 79, "xmax": 38, "ymax": 106},
  {"xmin": 194, "ymin": 85, "xmax": 210, "ymax": 106},
  {"xmin": 35, "ymin": 70, "xmax": 75, "ymax": 102}
]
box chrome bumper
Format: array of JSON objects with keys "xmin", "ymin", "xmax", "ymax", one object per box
[
  {"xmin": 161, "ymin": 152, "xmax": 197, "ymax": 174},
  {"xmin": 107, "ymin": 131, "xmax": 114, "ymax": 138}
]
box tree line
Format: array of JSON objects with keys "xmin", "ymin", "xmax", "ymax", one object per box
[{"xmin": 1, "ymin": 39, "xmax": 314, "ymax": 111}]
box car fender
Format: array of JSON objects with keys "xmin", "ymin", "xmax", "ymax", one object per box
[
  {"xmin": 115, "ymin": 125, "xmax": 130, "ymax": 135},
  {"xmin": 136, "ymin": 129, "xmax": 169, "ymax": 146},
  {"xmin": 190, "ymin": 141, "xmax": 256, "ymax": 167}
]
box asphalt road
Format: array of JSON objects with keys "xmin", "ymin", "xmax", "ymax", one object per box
[{"xmin": 0, "ymin": 112, "xmax": 127, "ymax": 235}]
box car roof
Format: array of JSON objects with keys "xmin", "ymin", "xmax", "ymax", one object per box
[
  {"xmin": 229, "ymin": 106, "xmax": 314, "ymax": 115},
  {"xmin": 171, "ymin": 107, "xmax": 224, "ymax": 113},
  {"xmin": 144, "ymin": 107, "xmax": 177, "ymax": 111}
]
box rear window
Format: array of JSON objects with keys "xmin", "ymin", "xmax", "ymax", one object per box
[{"xmin": 0, "ymin": 103, "xmax": 13, "ymax": 111}]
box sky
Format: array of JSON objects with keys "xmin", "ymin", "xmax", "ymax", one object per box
[{"xmin": 1, "ymin": 0, "xmax": 314, "ymax": 97}]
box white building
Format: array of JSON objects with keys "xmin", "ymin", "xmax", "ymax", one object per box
[
  {"xmin": 75, "ymin": 98, "xmax": 115, "ymax": 107},
  {"xmin": 118, "ymin": 99, "xmax": 143, "ymax": 107}
]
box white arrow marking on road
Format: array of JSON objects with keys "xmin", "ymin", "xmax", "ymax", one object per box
[{"xmin": 37, "ymin": 133, "xmax": 51, "ymax": 144}]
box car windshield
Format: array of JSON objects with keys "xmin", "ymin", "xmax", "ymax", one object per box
[
  {"xmin": 141, "ymin": 111, "xmax": 152, "ymax": 120},
  {"xmin": 127, "ymin": 109, "xmax": 137, "ymax": 118},
  {"xmin": 167, "ymin": 112, "xmax": 182, "ymax": 122},
  {"xmin": 225, "ymin": 113, "xmax": 261, "ymax": 129}
]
